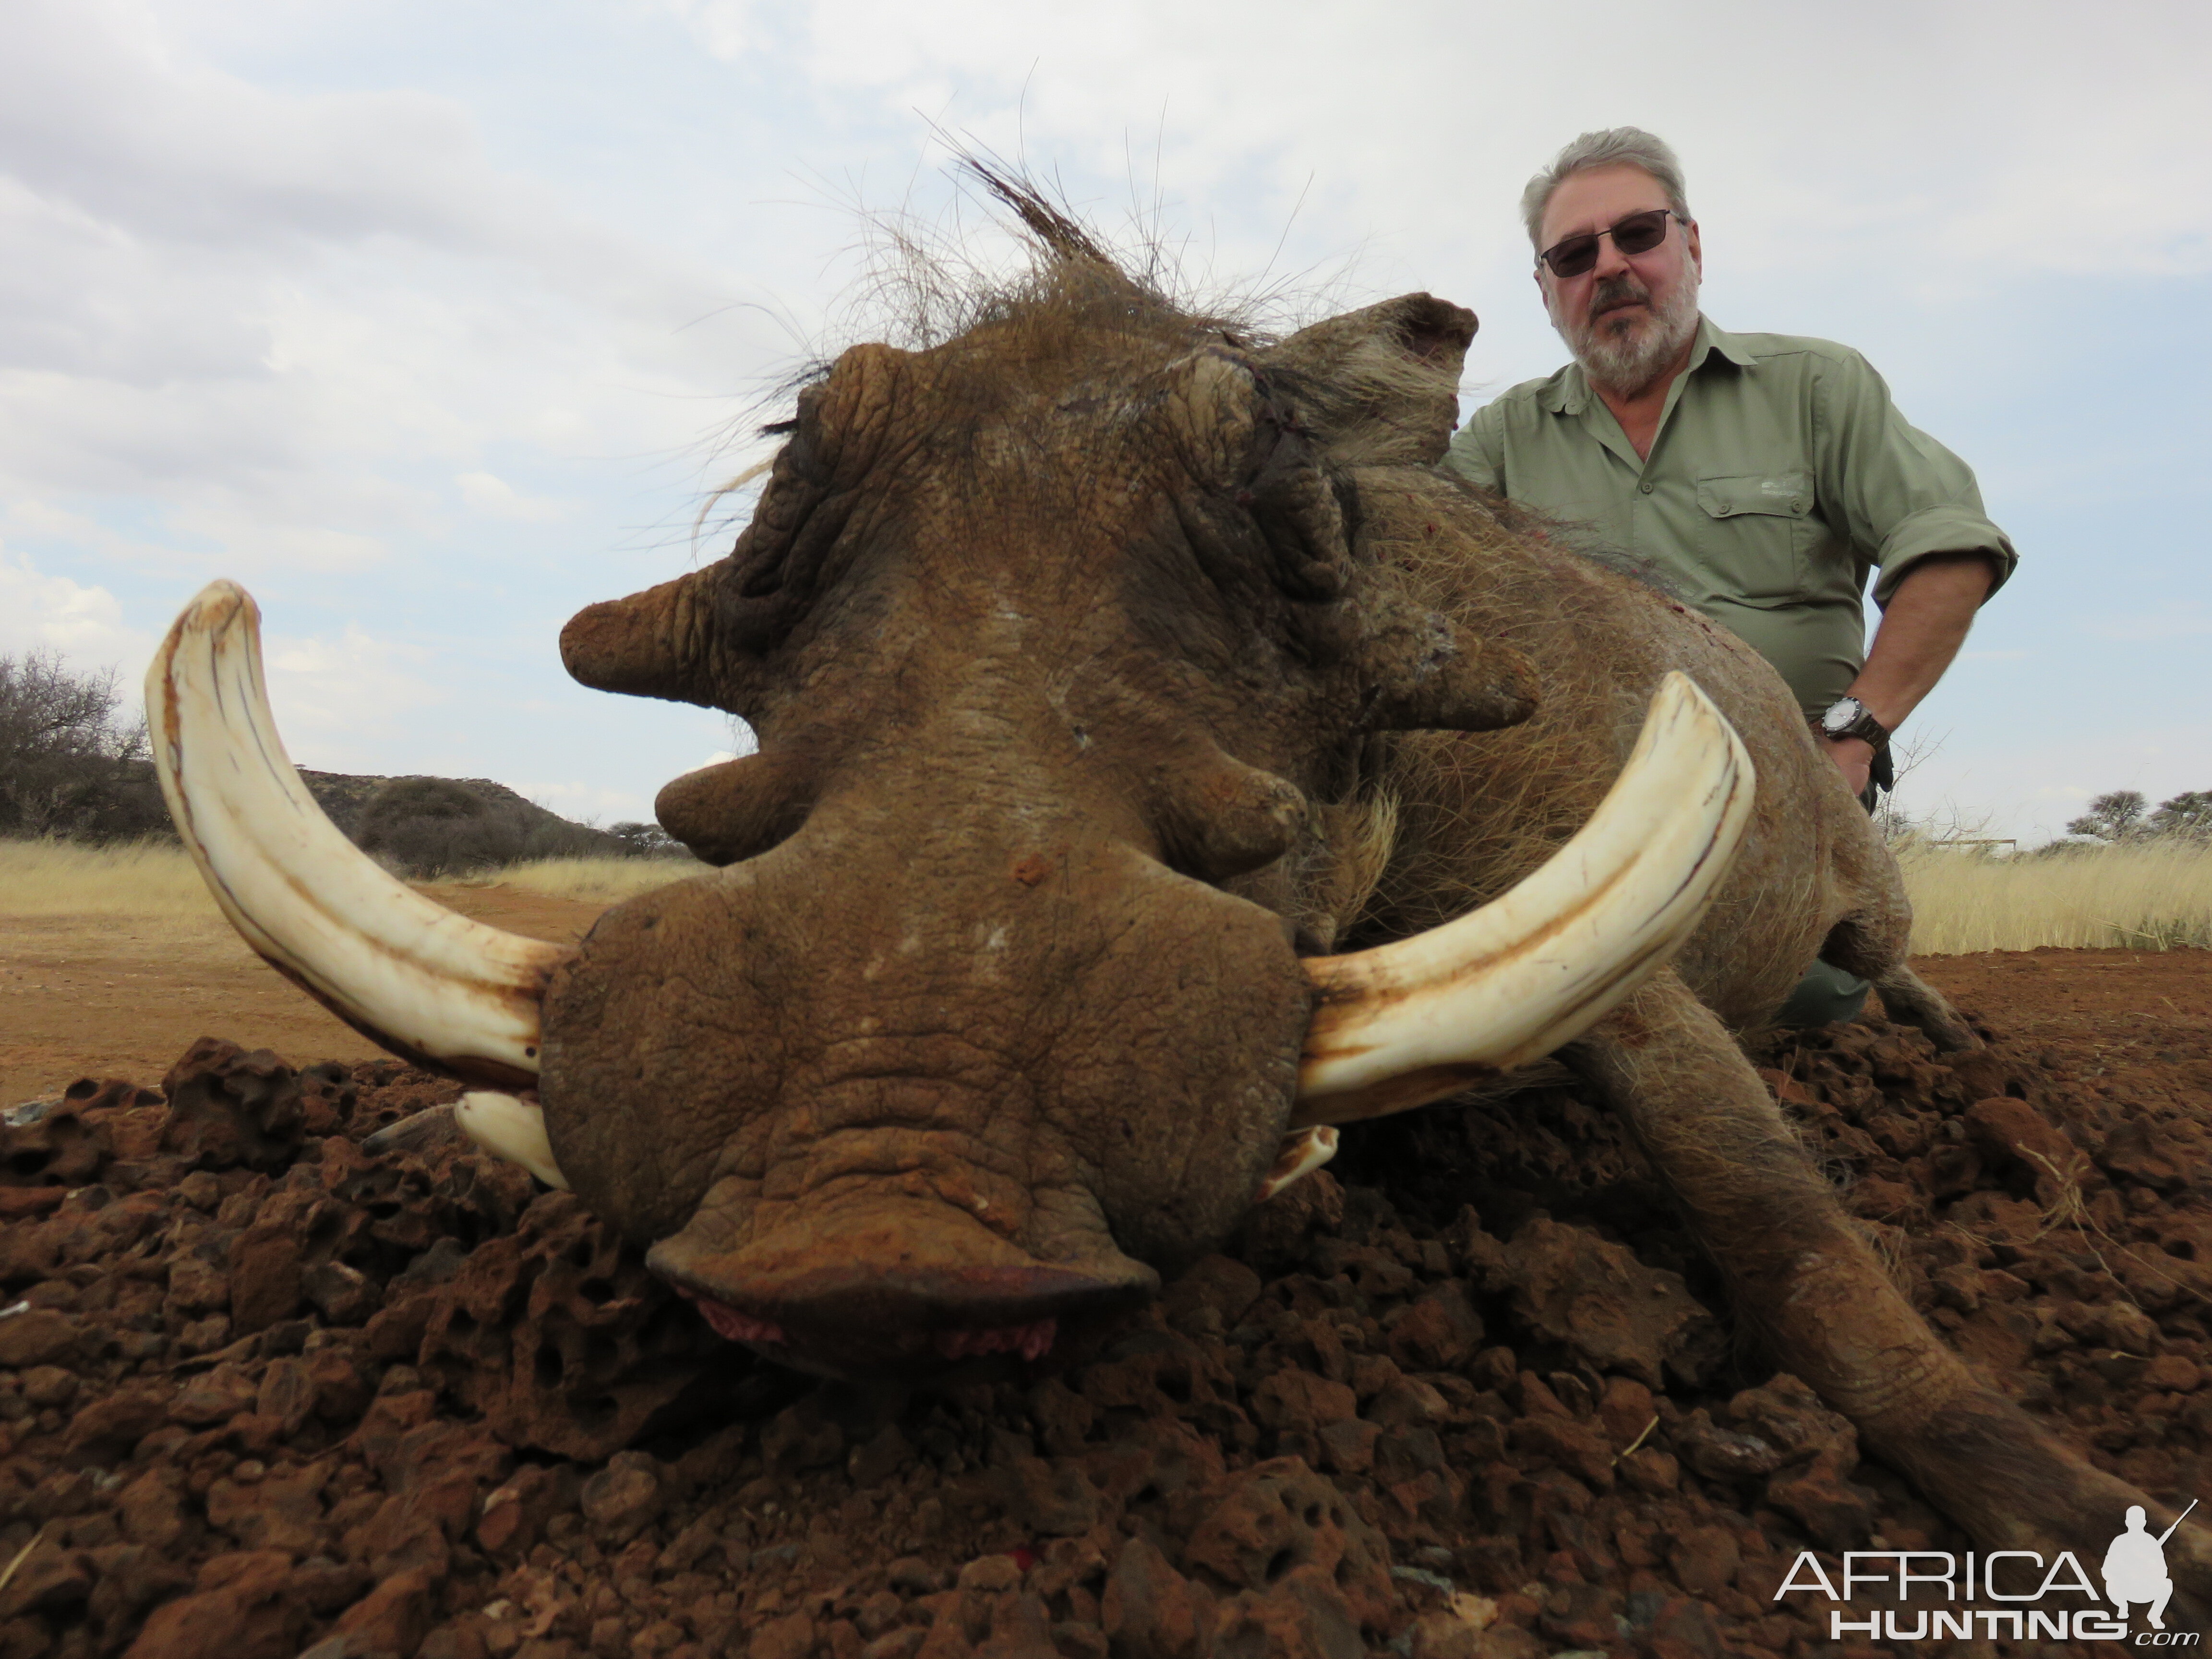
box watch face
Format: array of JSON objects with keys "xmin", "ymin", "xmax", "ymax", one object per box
[{"xmin": 1821, "ymin": 698, "xmax": 1862, "ymax": 734}]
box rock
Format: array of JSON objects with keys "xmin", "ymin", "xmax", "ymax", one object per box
[
  {"xmin": 578, "ymin": 1451, "xmax": 662, "ymax": 1544},
  {"xmin": 1765, "ymin": 1453, "xmax": 1874, "ymax": 1550},
  {"xmin": 1386, "ymin": 1286, "xmax": 1483, "ymax": 1372},
  {"xmin": 116, "ymin": 1467, "xmax": 193, "ymax": 1550},
  {"xmin": 1667, "ymin": 1525, "xmax": 1740, "ymax": 1598},
  {"xmin": 1184, "ymin": 1458, "xmax": 1391, "ymax": 1631},
  {"xmin": 302, "ymin": 1260, "xmax": 381, "ymax": 1327},
  {"xmin": 1249, "ymin": 1371, "xmax": 1357, "ymax": 1433},
  {"xmin": 63, "ymin": 1384, "xmax": 171, "ymax": 1466},
  {"xmin": 1494, "ymin": 1218, "xmax": 1718, "ymax": 1389},
  {"xmin": 20, "ymin": 1366, "xmax": 76, "ymax": 1409},
  {"xmin": 848, "ymin": 1423, "xmax": 914, "ymax": 1488},
  {"xmin": 159, "ymin": 1040, "xmax": 312, "ymax": 1172},
  {"xmin": 760, "ymin": 1395, "xmax": 845, "ymax": 1473},
  {"xmin": 205, "ymin": 1461, "xmax": 330, "ymax": 1555},
  {"xmin": 332, "ymin": 1563, "xmax": 440, "ymax": 1656},
  {"xmin": 478, "ymin": 1464, "xmax": 580, "ymax": 1561},
  {"xmin": 0, "ymin": 1307, "xmax": 79, "ymax": 1369},
  {"xmin": 1006, "ymin": 1455, "xmax": 1101, "ymax": 1538},
  {"xmin": 0, "ymin": 1543, "xmax": 93, "ymax": 1621},
  {"xmin": 2147, "ymin": 1354, "xmax": 2201, "ymax": 1393},
  {"xmin": 1316, "ymin": 1418, "xmax": 1382, "ymax": 1476},
  {"xmin": 122, "ymin": 1550, "xmax": 311, "ymax": 1659},
  {"xmin": 1365, "ymin": 1375, "xmax": 1448, "ymax": 1430},
  {"xmin": 1101, "ymin": 1536, "xmax": 1213, "ymax": 1659},
  {"xmin": 750, "ymin": 1613, "xmax": 818, "ymax": 1659},
  {"xmin": 1161, "ymin": 1254, "xmax": 1264, "ymax": 1333},
  {"xmin": 0, "ymin": 1098, "xmax": 111, "ymax": 1189},
  {"xmin": 1212, "ymin": 1563, "xmax": 1363, "ymax": 1659},
  {"xmin": 228, "ymin": 1222, "xmax": 304, "ymax": 1334},
  {"xmin": 168, "ymin": 1362, "xmax": 259, "ymax": 1428},
  {"xmin": 1671, "ymin": 1409, "xmax": 1782, "ymax": 1482}
]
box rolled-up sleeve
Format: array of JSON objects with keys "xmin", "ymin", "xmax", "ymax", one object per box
[{"xmin": 1815, "ymin": 350, "xmax": 2018, "ymax": 608}]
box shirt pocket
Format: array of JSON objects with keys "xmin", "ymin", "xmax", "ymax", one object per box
[{"xmin": 1694, "ymin": 470, "xmax": 1814, "ymax": 603}]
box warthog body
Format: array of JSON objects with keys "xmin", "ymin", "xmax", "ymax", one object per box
[{"xmin": 155, "ymin": 185, "xmax": 2207, "ymax": 1595}]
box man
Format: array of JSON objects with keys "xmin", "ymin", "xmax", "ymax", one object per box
[{"xmin": 1446, "ymin": 128, "xmax": 2014, "ymax": 1024}]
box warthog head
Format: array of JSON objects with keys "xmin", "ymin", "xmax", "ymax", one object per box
[{"xmin": 149, "ymin": 217, "xmax": 1753, "ymax": 1379}]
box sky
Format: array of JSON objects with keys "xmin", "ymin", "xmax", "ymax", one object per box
[{"xmin": 2, "ymin": 0, "xmax": 2207, "ymax": 844}]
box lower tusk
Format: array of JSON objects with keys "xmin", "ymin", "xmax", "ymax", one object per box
[
  {"xmin": 455, "ymin": 1091, "xmax": 571, "ymax": 1190},
  {"xmin": 1294, "ymin": 672, "xmax": 1754, "ymax": 1126},
  {"xmin": 1256, "ymin": 1125, "xmax": 1339, "ymax": 1202},
  {"xmin": 146, "ymin": 581, "xmax": 574, "ymax": 1086}
]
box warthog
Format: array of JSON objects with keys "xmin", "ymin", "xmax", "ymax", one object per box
[{"xmin": 150, "ymin": 185, "xmax": 2204, "ymax": 1592}]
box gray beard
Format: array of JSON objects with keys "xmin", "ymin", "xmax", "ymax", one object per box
[{"xmin": 1558, "ymin": 270, "xmax": 1702, "ymax": 397}]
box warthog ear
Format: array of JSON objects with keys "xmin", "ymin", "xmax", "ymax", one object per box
[{"xmin": 1258, "ymin": 293, "xmax": 1478, "ymax": 468}]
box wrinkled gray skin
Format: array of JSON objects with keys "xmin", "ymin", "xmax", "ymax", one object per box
[{"xmin": 545, "ymin": 263, "xmax": 2209, "ymax": 1599}]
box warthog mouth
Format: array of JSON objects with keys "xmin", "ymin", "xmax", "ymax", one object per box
[{"xmin": 676, "ymin": 1284, "xmax": 1058, "ymax": 1365}]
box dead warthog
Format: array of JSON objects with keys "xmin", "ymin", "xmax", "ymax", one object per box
[{"xmin": 149, "ymin": 180, "xmax": 2206, "ymax": 1593}]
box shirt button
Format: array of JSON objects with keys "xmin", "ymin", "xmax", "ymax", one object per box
[{"xmin": 1638, "ymin": 481, "xmax": 1654, "ymax": 494}]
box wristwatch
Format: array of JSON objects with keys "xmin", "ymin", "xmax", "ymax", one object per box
[{"xmin": 1816, "ymin": 696, "xmax": 1890, "ymax": 749}]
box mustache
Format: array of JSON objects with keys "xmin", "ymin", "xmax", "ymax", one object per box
[{"xmin": 1590, "ymin": 275, "xmax": 1651, "ymax": 315}]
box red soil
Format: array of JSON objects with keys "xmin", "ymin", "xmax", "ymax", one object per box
[{"xmin": 0, "ymin": 946, "xmax": 2205, "ymax": 1659}]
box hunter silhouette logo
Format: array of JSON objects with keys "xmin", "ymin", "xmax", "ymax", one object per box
[
  {"xmin": 1775, "ymin": 1499, "xmax": 2203, "ymax": 1644},
  {"xmin": 2106, "ymin": 1502, "xmax": 2196, "ymax": 1632}
]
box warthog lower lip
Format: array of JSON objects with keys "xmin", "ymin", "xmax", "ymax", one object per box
[
  {"xmin": 673, "ymin": 1285, "xmax": 1057, "ymax": 1362},
  {"xmin": 674, "ymin": 1286, "xmax": 787, "ymax": 1346}
]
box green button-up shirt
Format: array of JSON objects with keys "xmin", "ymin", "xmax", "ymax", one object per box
[{"xmin": 1443, "ymin": 317, "xmax": 2016, "ymax": 716}]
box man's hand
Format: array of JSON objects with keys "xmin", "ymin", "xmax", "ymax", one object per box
[{"xmin": 1822, "ymin": 735, "xmax": 1875, "ymax": 797}]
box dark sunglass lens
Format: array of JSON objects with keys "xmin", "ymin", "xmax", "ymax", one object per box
[
  {"xmin": 1546, "ymin": 235, "xmax": 1600, "ymax": 277},
  {"xmin": 1611, "ymin": 211, "xmax": 1670, "ymax": 255}
]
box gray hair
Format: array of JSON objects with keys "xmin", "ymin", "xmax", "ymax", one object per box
[{"xmin": 1521, "ymin": 128, "xmax": 1692, "ymax": 251}]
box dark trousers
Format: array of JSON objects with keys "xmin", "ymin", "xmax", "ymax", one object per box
[{"xmin": 1774, "ymin": 746, "xmax": 1894, "ymax": 1029}]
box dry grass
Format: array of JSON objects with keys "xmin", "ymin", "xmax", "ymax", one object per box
[
  {"xmin": 1, "ymin": 839, "xmax": 700, "ymax": 928},
  {"xmin": 12, "ymin": 836, "xmax": 2208, "ymax": 957},
  {"xmin": 0, "ymin": 838, "xmax": 225, "ymax": 928},
  {"xmin": 1900, "ymin": 839, "xmax": 2212, "ymax": 955},
  {"xmin": 454, "ymin": 854, "xmax": 703, "ymax": 905}
]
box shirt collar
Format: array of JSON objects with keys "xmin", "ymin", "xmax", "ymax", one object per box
[{"xmin": 1541, "ymin": 314, "xmax": 1748, "ymax": 415}]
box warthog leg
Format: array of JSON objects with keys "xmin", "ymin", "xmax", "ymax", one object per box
[{"xmin": 1569, "ymin": 970, "xmax": 2212, "ymax": 1603}]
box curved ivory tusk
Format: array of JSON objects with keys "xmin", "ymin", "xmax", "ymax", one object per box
[
  {"xmin": 147, "ymin": 580, "xmax": 574, "ymax": 1087},
  {"xmin": 1255, "ymin": 1126, "xmax": 1339, "ymax": 1202},
  {"xmin": 456, "ymin": 1092, "xmax": 571, "ymax": 1190},
  {"xmin": 1293, "ymin": 672, "xmax": 1754, "ymax": 1126}
]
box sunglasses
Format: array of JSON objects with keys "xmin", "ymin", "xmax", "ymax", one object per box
[{"xmin": 1536, "ymin": 208, "xmax": 1680, "ymax": 278}]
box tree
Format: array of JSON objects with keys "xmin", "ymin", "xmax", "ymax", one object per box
[
  {"xmin": 2066, "ymin": 790, "xmax": 2148, "ymax": 843},
  {"xmin": 2148, "ymin": 791, "xmax": 2212, "ymax": 841},
  {"xmin": 0, "ymin": 649, "xmax": 162, "ymax": 839}
]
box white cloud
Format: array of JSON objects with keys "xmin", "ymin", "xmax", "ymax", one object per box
[
  {"xmin": 456, "ymin": 471, "xmax": 563, "ymax": 522},
  {"xmin": 0, "ymin": 548, "xmax": 153, "ymax": 667},
  {"xmin": 260, "ymin": 623, "xmax": 445, "ymax": 767}
]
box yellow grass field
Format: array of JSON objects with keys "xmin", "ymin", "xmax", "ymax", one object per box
[
  {"xmin": 0, "ymin": 839, "xmax": 699, "ymax": 925},
  {"xmin": 6, "ymin": 836, "xmax": 2209, "ymax": 960},
  {"xmin": 1898, "ymin": 839, "xmax": 2212, "ymax": 955}
]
